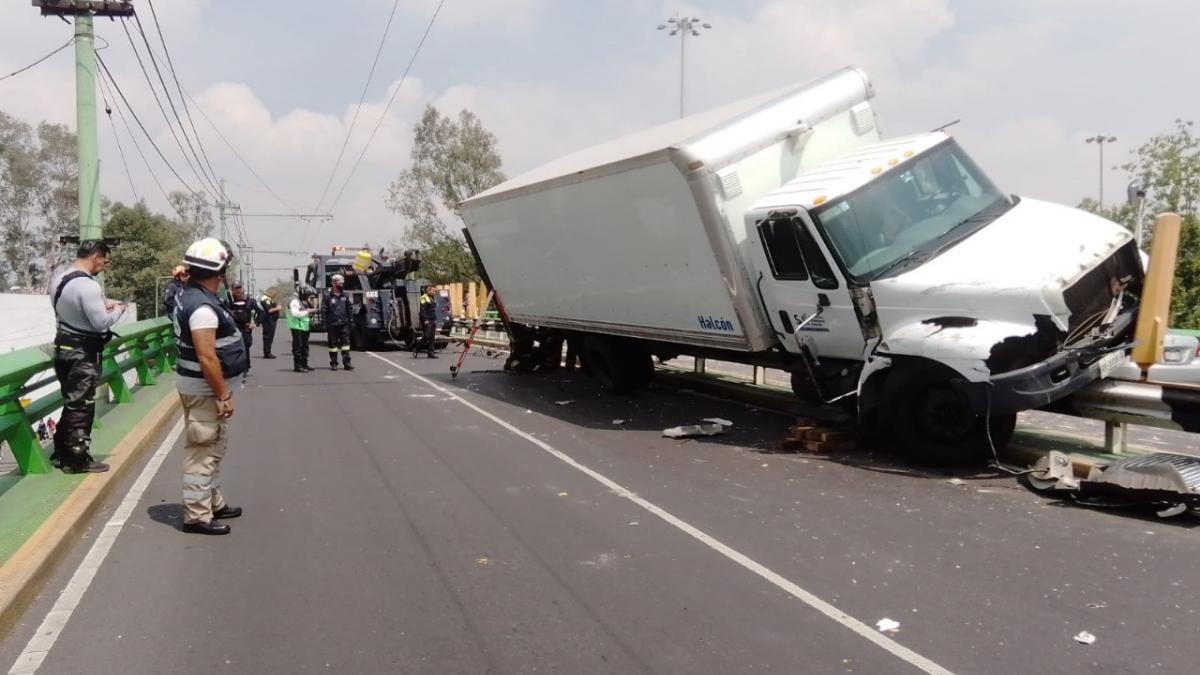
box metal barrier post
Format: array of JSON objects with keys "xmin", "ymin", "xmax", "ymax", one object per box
[
  {"xmin": 753, "ymin": 366, "xmax": 767, "ymax": 385},
  {"xmin": 694, "ymin": 357, "xmax": 706, "ymax": 374},
  {"xmin": 1104, "ymin": 421, "xmax": 1128, "ymax": 455}
]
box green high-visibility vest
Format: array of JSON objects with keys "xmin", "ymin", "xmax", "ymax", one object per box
[{"xmin": 286, "ymin": 300, "xmax": 310, "ymax": 332}]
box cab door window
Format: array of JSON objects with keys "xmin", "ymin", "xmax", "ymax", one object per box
[{"xmin": 757, "ymin": 217, "xmax": 839, "ymax": 289}]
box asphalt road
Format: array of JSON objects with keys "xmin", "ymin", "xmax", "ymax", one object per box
[{"xmin": 3, "ymin": 334, "xmax": 1200, "ymax": 674}]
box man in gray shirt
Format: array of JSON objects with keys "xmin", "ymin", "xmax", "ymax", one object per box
[{"xmin": 49, "ymin": 240, "xmax": 127, "ymax": 473}]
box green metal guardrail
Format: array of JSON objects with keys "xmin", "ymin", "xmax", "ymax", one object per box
[{"xmin": 0, "ymin": 317, "xmax": 175, "ymax": 475}]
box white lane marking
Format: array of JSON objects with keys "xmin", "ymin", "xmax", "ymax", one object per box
[
  {"xmin": 367, "ymin": 352, "xmax": 954, "ymax": 675},
  {"xmin": 9, "ymin": 419, "xmax": 184, "ymax": 675}
]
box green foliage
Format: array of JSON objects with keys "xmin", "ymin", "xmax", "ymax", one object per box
[
  {"xmin": 385, "ymin": 106, "xmax": 505, "ymax": 284},
  {"xmin": 103, "ymin": 202, "xmax": 192, "ymax": 313},
  {"xmin": 1084, "ymin": 119, "xmax": 1200, "ymax": 328}
]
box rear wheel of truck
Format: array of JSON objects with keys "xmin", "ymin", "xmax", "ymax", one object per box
[
  {"xmin": 582, "ymin": 335, "xmax": 652, "ymax": 394},
  {"xmin": 880, "ymin": 365, "xmax": 1016, "ymax": 467}
]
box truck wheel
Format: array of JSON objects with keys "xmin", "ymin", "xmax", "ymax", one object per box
[
  {"xmin": 880, "ymin": 365, "xmax": 1015, "ymax": 467},
  {"xmin": 351, "ymin": 323, "xmax": 368, "ymax": 351},
  {"xmin": 582, "ymin": 336, "xmax": 650, "ymax": 394},
  {"xmin": 790, "ymin": 371, "xmax": 823, "ymax": 405}
]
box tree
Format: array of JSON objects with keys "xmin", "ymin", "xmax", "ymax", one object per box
[
  {"xmin": 168, "ymin": 190, "xmax": 213, "ymax": 240},
  {"xmin": 385, "ymin": 106, "xmax": 505, "ymax": 283},
  {"xmin": 0, "ymin": 112, "xmax": 47, "ymax": 290},
  {"xmin": 103, "ymin": 202, "xmax": 192, "ymax": 313},
  {"xmin": 35, "ymin": 121, "xmax": 78, "ymax": 274}
]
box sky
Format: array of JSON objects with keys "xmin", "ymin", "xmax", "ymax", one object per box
[{"xmin": 0, "ymin": 0, "xmax": 1196, "ymax": 285}]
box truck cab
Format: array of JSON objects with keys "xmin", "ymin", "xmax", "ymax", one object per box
[{"xmin": 746, "ymin": 132, "xmax": 1142, "ymax": 464}]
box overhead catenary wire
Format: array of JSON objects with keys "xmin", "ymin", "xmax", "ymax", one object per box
[
  {"xmin": 312, "ymin": 0, "xmax": 405, "ymax": 213},
  {"xmin": 96, "ymin": 52, "xmax": 207, "ymax": 201},
  {"xmin": 97, "ymin": 67, "xmax": 172, "ymax": 205},
  {"xmin": 130, "ymin": 9, "xmax": 221, "ymax": 196},
  {"xmin": 0, "ymin": 37, "xmax": 74, "ymax": 83},
  {"xmin": 143, "ymin": 0, "xmax": 223, "ymax": 192},
  {"xmin": 325, "ymin": 0, "xmax": 448, "ymax": 215},
  {"xmin": 119, "ymin": 17, "xmax": 218, "ymax": 201},
  {"xmin": 96, "ymin": 74, "xmax": 141, "ymax": 203}
]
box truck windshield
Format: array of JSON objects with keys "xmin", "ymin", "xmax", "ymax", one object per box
[{"xmin": 812, "ymin": 140, "xmax": 1011, "ymax": 282}]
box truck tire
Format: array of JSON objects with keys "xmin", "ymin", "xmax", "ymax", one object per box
[
  {"xmin": 350, "ymin": 322, "xmax": 368, "ymax": 351},
  {"xmin": 879, "ymin": 364, "xmax": 1016, "ymax": 467},
  {"xmin": 582, "ymin": 335, "xmax": 652, "ymax": 394}
]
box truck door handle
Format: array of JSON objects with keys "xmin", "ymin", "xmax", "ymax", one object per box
[{"xmin": 778, "ymin": 310, "xmax": 795, "ymax": 334}]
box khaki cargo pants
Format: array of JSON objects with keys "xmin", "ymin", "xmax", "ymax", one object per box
[{"xmin": 180, "ymin": 394, "xmax": 229, "ymax": 524}]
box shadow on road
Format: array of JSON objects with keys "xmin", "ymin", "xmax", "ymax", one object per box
[{"xmin": 147, "ymin": 503, "xmax": 184, "ymax": 531}]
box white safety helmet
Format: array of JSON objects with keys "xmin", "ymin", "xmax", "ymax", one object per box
[
  {"xmin": 183, "ymin": 237, "xmax": 231, "ymax": 273},
  {"xmin": 331, "ymin": 274, "xmax": 345, "ymax": 284}
]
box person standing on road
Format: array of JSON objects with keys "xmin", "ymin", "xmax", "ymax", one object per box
[
  {"xmin": 162, "ymin": 265, "xmax": 188, "ymax": 316},
  {"xmin": 288, "ymin": 285, "xmax": 316, "ymax": 373},
  {"xmin": 174, "ymin": 238, "xmax": 248, "ymax": 535},
  {"xmin": 36, "ymin": 420, "xmax": 48, "ymax": 442},
  {"xmin": 323, "ymin": 274, "xmax": 354, "ymax": 371},
  {"xmin": 225, "ymin": 284, "xmax": 260, "ymax": 375},
  {"xmin": 413, "ymin": 284, "xmax": 439, "ymax": 359},
  {"xmin": 49, "ymin": 240, "xmax": 127, "ymax": 473},
  {"xmin": 259, "ymin": 288, "xmax": 282, "ymax": 359}
]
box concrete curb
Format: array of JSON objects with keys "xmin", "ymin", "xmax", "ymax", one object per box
[{"xmin": 0, "ymin": 391, "xmax": 181, "ymax": 640}]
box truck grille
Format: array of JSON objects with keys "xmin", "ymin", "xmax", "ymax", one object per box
[{"xmin": 1063, "ymin": 240, "xmax": 1143, "ymax": 341}]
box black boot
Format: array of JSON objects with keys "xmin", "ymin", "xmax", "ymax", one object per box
[{"xmin": 182, "ymin": 521, "xmax": 231, "ymax": 535}]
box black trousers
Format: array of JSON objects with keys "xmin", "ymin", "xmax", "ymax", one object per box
[
  {"xmin": 262, "ymin": 320, "xmax": 277, "ymax": 356},
  {"xmin": 327, "ymin": 324, "xmax": 352, "ymax": 366},
  {"xmin": 292, "ymin": 329, "xmax": 310, "ymax": 369},
  {"xmin": 52, "ymin": 338, "xmax": 102, "ymax": 468},
  {"xmin": 414, "ymin": 320, "xmax": 436, "ymax": 355},
  {"xmin": 240, "ymin": 328, "xmax": 254, "ymax": 370}
]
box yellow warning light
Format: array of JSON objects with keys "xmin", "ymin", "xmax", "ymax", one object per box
[
  {"xmin": 813, "ymin": 196, "xmax": 827, "ymax": 206},
  {"xmin": 903, "ymin": 151, "xmax": 914, "ymax": 158},
  {"xmin": 871, "ymin": 167, "xmax": 883, "ymax": 175},
  {"xmin": 888, "ymin": 159, "xmax": 899, "ymax": 166}
]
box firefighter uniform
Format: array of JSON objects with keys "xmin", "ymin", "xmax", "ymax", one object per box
[
  {"xmin": 324, "ymin": 288, "xmax": 354, "ymax": 370},
  {"xmin": 175, "ymin": 282, "xmax": 249, "ymax": 528}
]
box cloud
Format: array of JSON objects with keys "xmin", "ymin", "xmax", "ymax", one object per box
[{"xmin": 399, "ymin": 0, "xmax": 547, "ymax": 29}]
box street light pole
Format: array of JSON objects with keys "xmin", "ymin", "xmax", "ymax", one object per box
[
  {"xmin": 1085, "ymin": 134, "xmax": 1117, "ymax": 206},
  {"xmin": 658, "ymin": 16, "xmax": 711, "ymax": 118}
]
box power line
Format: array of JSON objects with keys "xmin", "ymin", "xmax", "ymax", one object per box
[
  {"xmin": 0, "ymin": 37, "xmax": 73, "ymax": 83},
  {"xmin": 96, "ymin": 51, "xmax": 207, "ymax": 200},
  {"xmin": 97, "ymin": 67, "xmax": 172, "ymax": 204},
  {"xmin": 325, "ymin": 0, "xmax": 448, "ymax": 215},
  {"xmin": 96, "ymin": 74, "xmax": 140, "ymax": 203},
  {"xmin": 181, "ymin": 88, "xmax": 304, "ymax": 217},
  {"xmin": 144, "ymin": 0, "xmax": 222, "ymax": 190},
  {"xmin": 312, "ymin": 0, "xmax": 404, "ymax": 213},
  {"xmin": 120, "ymin": 17, "xmax": 218, "ymax": 200}
]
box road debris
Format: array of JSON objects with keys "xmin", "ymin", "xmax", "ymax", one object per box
[
  {"xmin": 612, "ymin": 419, "xmax": 626, "ymax": 425},
  {"xmin": 663, "ymin": 422, "xmax": 728, "ymax": 438},
  {"xmin": 875, "ymin": 618, "xmax": 900, "ymax": 633},
  {"xmin": 1073, "ymin": 631, "xmax": 1096, "ymax": 645},
  {"xmin": 1027, "ymin": 450, "xmax": 1200, "ymax": 518},
  {"xmin": 555, "ymin": 400, "xmax": 575, "ymax": 406},
  {"xmin": 946, "ymin": 478, "xmax": 967, "ymax": 486},
  {"xmin": 557, "ymin": 491, "xmax": 569, "ymax": 497},
  {"xmin": 702, "ymin": 418, "xmax": 734, "ymax": 428}
]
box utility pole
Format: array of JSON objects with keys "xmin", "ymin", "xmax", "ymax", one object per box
[
  {"xmin": 658, "ymin": 15, "xmax": 711, "ymax": 118},
  {"xmin": 1085, "ymin": 134, "xmax": 1117, "ymax": 206},
  {"xmin": 34, "ymin": 1, "xmax": 135, "ymax": 242}
]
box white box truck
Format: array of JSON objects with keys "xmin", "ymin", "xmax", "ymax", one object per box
[{"xmin": 460, "ymin": 68, "xmax": 1143, "ymax": 465}]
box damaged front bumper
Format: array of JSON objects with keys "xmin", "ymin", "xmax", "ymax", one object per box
[{"xmin": 962, "ymin": 311, "xmax": 1135, "ymax": 416}]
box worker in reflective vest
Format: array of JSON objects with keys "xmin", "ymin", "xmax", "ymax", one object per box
[
  {"xmin": 174, "ymin": 238, "xmax": 248, "ymax": 535},
  {"xmin": 226, "ymin": 283, "xmax": 260, "ymax": 374},
  {"xmin": 323, "ymin": 273, "xmax": 354, "ymax": 371},
  {"xmin": 288, "ymin": 286, "xmax": 315, "ymax": 373},
  {"xmin": 413, "ymin": 285, "xmax": 438, "ymax": 358},
  {"xmin": 48, "ymin": 240, "xmax": 127, "ymax": 474}
]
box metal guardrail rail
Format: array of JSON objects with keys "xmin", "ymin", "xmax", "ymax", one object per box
[{"xmin": 0, "ymin": 317, "xmax": 175, "ymax": 475}]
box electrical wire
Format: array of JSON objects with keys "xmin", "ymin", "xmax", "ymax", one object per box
[
  {"xmin": 312, "ymin": 0, "xmax": 404, "ymax": 213},
  {"xmin": 120, "ymin": 18, "xmax": 217, "ymax": 200},
  {"xmin": 96, "ymin": 52, "xmax": 206, "ymax": 200},
  {"xmin": 325, "ymin": 0, "xmax": 448, "ymax": 215},
  {"xmin": 0, "ymin": 38, "xmax": 74, "ymax": 83},
  {"xmin": 143, "ymin": 0, "xmax": 223, "ymax": 191},
  {"xmin": 180, "ymin": 88, "xmax": 303, "ymax": 217},
  {"xmin": 96, "ymin": 75, "xmax": 141, "ymax": 203},
  {"xmin": 98, "ymin": 70, "xmax": 172, "ymax": 205}
]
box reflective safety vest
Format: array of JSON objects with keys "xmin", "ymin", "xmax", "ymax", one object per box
[
  {"xmin": 286, "ymin": 296, "xmax": 311, "ymax": 332},
  {"xmin": 419, "ymin": 294, "xmax": 437, "ymax": 322},
  {"xmin": 173, "ymin": 284, "xmax": 249, "ymax": 381},
  {"xmin": 260, "ymin": 294, "xmax": 279, "ymax": 323}
]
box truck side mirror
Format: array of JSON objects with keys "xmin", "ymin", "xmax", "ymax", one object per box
[{"xmin": 1127, "ymin": 181, "xmax": 1145, "ymax": 207}]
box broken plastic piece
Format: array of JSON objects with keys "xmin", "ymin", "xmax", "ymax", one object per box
[
  {"xmin": 876, "ymin": 618, "xmax": 900, "ymax": 633},
  {"xmin": 702, "ymin": 417, "xmax": 733, "ymax": 428},
  {"xmin": 555, "ymin": 400, "xmax": 575, "ymax": 406},
  {"xmin": 612, "ymin": 419, "xmax": 626, "ymax": 425},
  {"xmin": 1074, "ymin": 631, "xmax": 1096, "ymax": 645},
  {"xmin": 663, "ymin": 422, "xmax": 727, "ymax": 439}
]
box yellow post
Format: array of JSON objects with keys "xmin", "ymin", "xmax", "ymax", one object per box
[
  {"xmin": 1131, "ymin": 213, "xmax": 1182, "ymax": 374},
  {"xmin": 478, "ymin": 285, "xmax": 490, "ymax": 315},
  {"xmin": 467, "ymin": 281, "xmax": 478, "ymax": 318}
]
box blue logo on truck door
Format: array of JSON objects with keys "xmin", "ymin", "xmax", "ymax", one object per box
[{"xmin": 698, "ymin": 316, "xmax": 736, "ymax": 332}]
